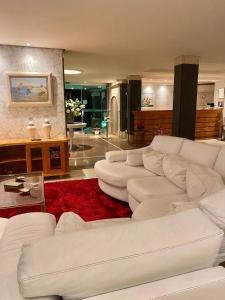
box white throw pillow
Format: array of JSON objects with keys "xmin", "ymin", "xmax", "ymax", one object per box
[
  {"xmin": 163, "ymin": 154, "xmax": 188, "ymax": 190},
  {"xmin": 142, "ymin": 148, "xmax": 165, "ymax": 176},
  {"xmin": 125, "ymin": 149, "xmax": 144, "ymax": 166},
  {"xmin": 55, "ymin": 212, "xmax": 88, "ymax": 235},
  {"xmin": 186, "ymin": 164, "xmax": 224, "ymax": 200}
]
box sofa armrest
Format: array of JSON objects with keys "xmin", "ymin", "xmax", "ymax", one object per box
[
  {"xmin": 83, "ymin": 267, "xmax": 225, "ymax": 300},
  {"xmin": 105, "ymin": 146, "xmax": 150, "ymax": 163}
]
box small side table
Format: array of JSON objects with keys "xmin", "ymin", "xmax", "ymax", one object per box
[{"xmin": 67, "ymin": 122, "xmax": 87, "ymax": 151}]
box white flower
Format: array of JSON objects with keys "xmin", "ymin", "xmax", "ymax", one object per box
[{"xmin": 66, "ymin": 109, "xmax": 70, "ymax": 114}]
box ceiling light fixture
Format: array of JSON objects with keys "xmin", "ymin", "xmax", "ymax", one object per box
[
  {"xmin": 64, "ymin": 69, "xmax": 82, "ymax": 75},
  {"xmin": 26, "ymin": 42, "xmax": 31, "ymax": 46}
]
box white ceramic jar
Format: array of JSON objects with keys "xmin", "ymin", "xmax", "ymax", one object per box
[
  {"xmin": 27, "ymin": 120, "xmax": 37, "ymax": 139},
  {"xmin": 42, "ymin": 119, "xmax": 52, "ymax": 139}
]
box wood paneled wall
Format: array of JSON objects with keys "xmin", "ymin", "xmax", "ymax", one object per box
[{"xmin": 132, "ymin": 109, "xmax": 223, "ymax": 145}]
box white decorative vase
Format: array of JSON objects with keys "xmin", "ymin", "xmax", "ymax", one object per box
[
  {"xmin": 42, "ymin": 119, "xmax": 52, "ymax": 139},
  {"xmin": 27, "ymin": 120, "xmax": 37, "ymax": 140}
]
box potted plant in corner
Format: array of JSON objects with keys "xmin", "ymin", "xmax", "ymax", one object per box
[{"xmin": 65, "ymin": 98, "xmax": 83, "ymax": 123}]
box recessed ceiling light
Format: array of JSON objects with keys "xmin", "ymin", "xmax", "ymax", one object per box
[
  {"xmin": 26, "ymin": 42, "xmax": 31, "ymax": 46},
  {"xmin": 64, "ymin": 69, "xmax": 82, "ymax": 75}
]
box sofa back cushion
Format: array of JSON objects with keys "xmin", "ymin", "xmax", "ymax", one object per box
[
  {"xmin": 163, "ymin": 154, "xmax": 188, "ymax": 190},
  {"xmin": 214, "ymin": 146, "xmax": 225, "ymax": 182},
  {"xmin": 150, "ymin": 135, "xmax": 185, "ymax": 154},
  {"xmin": 179, "ymin": 140, "xmax": 220, "ymax": 168},
  {"xmin": 18, "ymin": 209, "xmax": 223, "ymax": 300},
  {"xmin": 142, "ymin": 148, "xmax": 165, "ymax": 176},
  {"xmin": 125, "ymin": 149, "xmax": 144, "ymax": 166},
  {"xmin": 186, "ymin": 164, "xmax": 224, "ymax": 200}
]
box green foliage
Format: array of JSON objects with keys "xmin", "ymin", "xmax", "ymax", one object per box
[{"xmin": 65, "ymin": 98, "xmax": 82, "ymax": 117}]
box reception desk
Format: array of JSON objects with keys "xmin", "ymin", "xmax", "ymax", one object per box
[{"xmin": 131, "ymin": 108, "xmax": 223, "ymax": 145}]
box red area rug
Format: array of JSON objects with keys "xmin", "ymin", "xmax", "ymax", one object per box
[{"xmin": 0, "ymin": 178, "xmax": 132, "ymax": 221}]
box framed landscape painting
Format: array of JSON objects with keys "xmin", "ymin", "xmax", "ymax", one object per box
[{"xmin": 7, "ymin": 72, "xmax": 53, "ymax": 106}]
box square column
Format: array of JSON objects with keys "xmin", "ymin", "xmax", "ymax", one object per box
[
  {"xmin": 172, "ymin": 56, "xmax": 199, "ymax": 140},
  {"xmin": 127, "ymin": 76, "xmax": 142, "ymax": 133}
]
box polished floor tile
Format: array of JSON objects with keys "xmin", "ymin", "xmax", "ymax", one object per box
[{"xmin": 46, "ymin": 134, "xmax": 134, "ymax": 182}]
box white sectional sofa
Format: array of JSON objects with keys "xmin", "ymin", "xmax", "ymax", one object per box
[
  {"xmin": 95, "ymin": 135, "xmax": 225, "ymax": 217},
  {"xmin": 1, "ymin": 208, "xmax": 225, "ymax": 300},
  {"xmin": 1, "ymin": 135, "xmax": 225, "ymax": 299}
]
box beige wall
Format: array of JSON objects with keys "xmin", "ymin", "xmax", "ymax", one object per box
[
  {"xmin": 197, "ymin": 84, "xmax": 214, "ymax": 108},
  {"xmin": 142, "ymin": 83, "xmax": 215, "ymax": 110},
  {"xmin": 0, "ymin": 45, "xmax": 65, "ymax": 139},
  {"xmin": 142, "ymin": 84, "xmax": 173, "ymax": 110}
]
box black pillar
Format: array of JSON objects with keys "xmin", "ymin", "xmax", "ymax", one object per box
[
  {"xmin": 127, "ymin": 79, "xmax": 142, "ymax": 133},
  {"xmin": 172, "ymin": 58, "xmax": 199, "ymax": 140},
  {"xmin": 120, "ymin": 83, "xmax": 128, "ymax": 132}
]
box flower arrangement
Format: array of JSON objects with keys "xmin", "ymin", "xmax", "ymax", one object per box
[{"xmin": 65, "ymin": 98, "xmax": 83, "ymax": 117}]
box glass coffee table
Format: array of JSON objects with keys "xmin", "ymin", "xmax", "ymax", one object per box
[{"xmin": 0, "ymin": 172, "xmax": 45, "ymax": 212}]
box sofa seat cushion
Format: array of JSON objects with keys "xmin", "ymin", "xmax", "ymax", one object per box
[
  {"xmin": 131, "ymin": 194, "xmax": 190, "ymax": 220},
  {"xmin": 127, "ymin": 176, "xmax": 185, "ymax": 204},
  {"xmin": 0, "ymin": 213, "xmax": 56, "ymax": 300},
  {"xmin": 200, "ymin": 188, "xmax": 225, "ymax": 265},
  {"xmin": 95, "ymin": 160, "xmax": 153, "ymax": 188},
  {"xmin": 18, "ymin": 209, "xmax": 223, "ymax": 299},
  {"xmin": 0, "ymin": 218, "xmax": 8, "ymax": 240}
]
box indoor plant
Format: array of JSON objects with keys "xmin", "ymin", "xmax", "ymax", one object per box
[{"xmin": 65, "ymin": 98, "xmax": 83, "ymax": 123}]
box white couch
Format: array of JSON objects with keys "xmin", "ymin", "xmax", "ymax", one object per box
[
  {"xmin": 94, "ymin": 136, "xmax": 225, "ymax": 217},
  {"xmin": 1, "ymin": 201, "xmax": 225, "ymax": 299}
]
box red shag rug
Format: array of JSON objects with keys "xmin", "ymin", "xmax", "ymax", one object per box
[{"xmin": 0, "ymin": 178, "xmax": 132, "ymax": 221}]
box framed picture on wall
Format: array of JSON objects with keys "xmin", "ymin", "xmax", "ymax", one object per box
[
  {"xmin": 218, "ymin": 88, "xmax": 225, "ymax": 99},
  {"xmin": 6, "ymin": 72, "xmax": 53, "ymax": 106},
  {"xmin": 141, "ymin": 92, "xmax": 154, "ymax": 107}
]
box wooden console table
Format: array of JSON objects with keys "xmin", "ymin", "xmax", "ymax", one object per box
[{"xmin": 0, "ymin": 137, "xmax": 69, "ymax": 177}]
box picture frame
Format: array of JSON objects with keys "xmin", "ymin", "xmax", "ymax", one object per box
[
  {"xmin": 6, "ymin": 72, "xmax": 53, "ymax": 106},
  {"xmin": 141, "ymin": 92, "xmax": 154, "ymax": 107},
  {"xmin": 218, "ymin": 88, "xmax": 224, "ymax": 99}
]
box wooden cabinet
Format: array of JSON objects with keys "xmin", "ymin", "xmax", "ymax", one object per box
[{"xmin": 0, "ymin": 137, "xmax": 69, "ymax": 177}]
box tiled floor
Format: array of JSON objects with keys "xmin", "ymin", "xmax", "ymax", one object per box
[{"xmin": 46, "ymin": 134, "xmax": 134, "ymax": 182}]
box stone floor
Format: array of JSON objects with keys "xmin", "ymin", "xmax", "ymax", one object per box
[{"xmin": 46, "ymin": 134, "xmax": 134, "ymax": 182}]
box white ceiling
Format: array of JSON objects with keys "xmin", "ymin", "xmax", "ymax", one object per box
[{"xmin": 1, "ymin": 0, "xmax": 225, "ymax": 84}]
